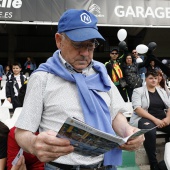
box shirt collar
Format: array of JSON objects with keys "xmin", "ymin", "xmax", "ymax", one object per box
[{"xmin": 58, "ymin": 50, "xmax": 93, "ymax": 76}]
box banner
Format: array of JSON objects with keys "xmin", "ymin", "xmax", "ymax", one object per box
[{"xmin": 1, "ymin": 0, "xmax": 170, "ymax": 27}]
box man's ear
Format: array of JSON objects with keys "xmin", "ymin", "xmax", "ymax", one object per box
[{"xmin": 55, "ymin": 33, "xmax": 62, "ymax": 49}]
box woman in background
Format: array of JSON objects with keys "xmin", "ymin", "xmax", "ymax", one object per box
[
  {"xmin": 130, "ymin": 71, "xmax": 170, "ymax": 170},
  {"xmin": 121, "ymin": 53, "xmax": 145, "ymax": 101},
  {"xmin": 157, "ymin": 69, "xmax": 170, "ymax": 98},
  {"xmin": 4, "ymin": 65, "xmax": 12, "ymax": 81}
]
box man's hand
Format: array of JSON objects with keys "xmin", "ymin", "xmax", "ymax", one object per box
[
  {"xmin": 119, "ymin": 127, "xmax": 145, "ymax": 151},
  {"xmin": 32, "ymin": 130, "xmax": 74, "ymax": 162}
]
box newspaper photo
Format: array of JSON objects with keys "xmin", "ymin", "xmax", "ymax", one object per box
[{"xmin": 57, "ymin": 117, "xmax": 157, "ymax": 157}]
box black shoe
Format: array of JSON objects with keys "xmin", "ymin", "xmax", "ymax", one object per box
[{"xmin": 158, "ymin": 160, "xmax": 168, "ymax": 170}]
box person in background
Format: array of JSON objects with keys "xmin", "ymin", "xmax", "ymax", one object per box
[
  {"xmin": 130, "ymin": 71, "xmax": 170, "ymax": 170},
  {"xmin": 132, "ymin": 49, "xmax": 146, "ymax": 85},
  {"xmin": 23, "ymin": 57, "xmax": 36, "ymax": 76},
  {"xmin": 0, "ymin": 121, "xmax": 10, "ymax": 170},
  {"xmin": 147, "ymin": 60, "xmax": 160, "ymax": 72},
  {"xmin": 121, "ymin": 53, "xmax": 144, "ymax": 102},
  {"xmin": 4, "ymin": 65, "xmax": 12, "ymax": 81},
  {"xmin": 0, "ymin": 121, "xmax": 30, "ymax": 170},
  {"xmin": 7, "ymin": 127, "xmax": 44, "ymax": 170},
  {"xmin": 18, "ymin": 80, "xmax": 28, "ymax": 106},
  {"xmin": 6, "ymin": 62, "xmax": 27, "ymax": 110},
  {"xmin": 15, "ymin": 9, "xmax": 144, "ymax": 170},
  {"xmin": 11, "ymin": 156, "xmax": 26, "ymax": 170},
  {"xmin": 156, "ymin": 69, "xmax": 170, "ymax": 98},
  {"xmin": 0, "ymin": 64, "xmax": 4, "ymax": 87},
  {"xmin": 105, "ymin": 47, "xmax": 128, "ymax": 102}
]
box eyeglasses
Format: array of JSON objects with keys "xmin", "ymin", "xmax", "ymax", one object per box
[
  {"xmin": 61, "ymin": 33, "xmax": 99, "ymax": 51},
  {"xmin": 132, "ymin": 51, "xmax": 137, "ymax": 54},
  {"xmin": 111, "ymin": 53, "xmax": 118, "ymax": 55}
]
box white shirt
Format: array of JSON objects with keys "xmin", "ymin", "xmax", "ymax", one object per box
[{"xmin": 15, "ymin": 57, "xmax": 128, "ymax": 165}]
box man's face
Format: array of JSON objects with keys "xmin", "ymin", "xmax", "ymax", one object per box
[
  {"xmin": 12, "ymin": 65, "xmax": 21, "ymax": 75},
  {"xmin": 146, "ymin": 75, "xmax": 158, "ymax": 87},
  {"xmin": 110, "ymin": 50, "xmax": 119, "ymax": 60},
  {"xmin": 55, "ymin": 33, "xmax": 97, "ymax": 72},
  {"xmin": 132, "ymin": 50, "xmax": 138, "ymax": 58}
]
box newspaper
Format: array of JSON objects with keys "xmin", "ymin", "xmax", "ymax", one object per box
[{"xmin": 57, "ymin": 117, "xmax": 157, "ymax": 157}]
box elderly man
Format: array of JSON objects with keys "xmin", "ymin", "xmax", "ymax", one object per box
[{"xmin": 15, "ymin": 9, "xmax": 144, "ymax": 170}]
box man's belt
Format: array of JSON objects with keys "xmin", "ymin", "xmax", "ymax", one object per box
[{"xmin": 48, "ymin": 161, "xmax": 105, "ymax": 170}]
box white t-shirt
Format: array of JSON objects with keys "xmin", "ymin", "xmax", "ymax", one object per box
[{"xmin": 14, "ymin": 75, "xmax": 22, "ymax": 88}]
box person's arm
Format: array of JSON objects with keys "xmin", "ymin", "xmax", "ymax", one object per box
[
  {"xmin": 33, "ymin": 63, "xmax": 37, "ymax": 70},
  {"xmin": 6, "ymin": 81, "xmax": 11, "ymax": 98},
  {"xmin": 6, "ymin": 81, "xmax": 12, "ymax": 103},
  {"xmin": 24, "ymin": 62, "xmax": 27, "ymax": 67},
  {"xmin": 15, "ymin": 128, "xmax": 74, "ymax": 163},
  {"xmin": 164, "ymin": 84, "xmax": 170, "ymax": 98},
  {"xmin": 162, "ymin": 108, "xmax": 170, "ymax": 126},
  {"xmin": 137, "ymin": 54, "xmax": 152, "ymax": 69},
  {"xmin": 105, "ymin": 62, "xmax": 112, "ymax": 80},
  {"xmin": 134, "ymin": 107, "xmax": 165, "ymax": 128},
  {"xmin": 112, "ymin": 112, "xmax": 144, "ymax": 151},
  {"xmin": 0, "ymin": 158, "xmax": 7, "ymax": 170}
]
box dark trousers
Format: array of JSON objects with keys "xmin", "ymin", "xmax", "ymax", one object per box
[
  {"xmin": 138, "ymin": 118, "xmax": 170, "ymax": 166},
  {"xmin": 12, "ymin": 96, "xmax": 22, "ymax": 110},
  {"xmin": 116, "ymin": 85, "xmax": 128, "ymax": 102},
  {"xmin": 126, "ymin": 86, "xmax": 133, "ymax": 102}
]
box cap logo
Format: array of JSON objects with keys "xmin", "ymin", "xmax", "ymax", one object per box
[{"xmin": 80, "ymin": 13, "xmax": 91, "ymax": 24}]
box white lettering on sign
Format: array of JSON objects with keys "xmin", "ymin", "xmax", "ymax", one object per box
[
  {"xmin": 114, "ymin": 5, "xmax": 170, "ymax": 18},
  {"xmin": 0, "ymin": 11, "xmax": 12, "ymax": 18},
  {"xmin": 0, "ymin": 0, "xmax": 22, "ymax": 8}
]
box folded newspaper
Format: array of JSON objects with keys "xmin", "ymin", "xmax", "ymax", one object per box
[{"xmin": 57, "ymin": 117, "xmax": 156, "ymax": 157}]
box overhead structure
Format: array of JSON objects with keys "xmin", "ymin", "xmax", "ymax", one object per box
[{"xmin": 1, "ymin": 0, "xmax": 170, "ymax": 27}]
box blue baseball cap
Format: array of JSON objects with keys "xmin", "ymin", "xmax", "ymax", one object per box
[{"xmin": 58, "ymin": 9, "xmax": 105, "ymax": 42}]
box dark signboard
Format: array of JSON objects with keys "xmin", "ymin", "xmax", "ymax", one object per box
[{"xmin": 1, "ymin": 0, "xmax": 170, "ymax": 26}]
